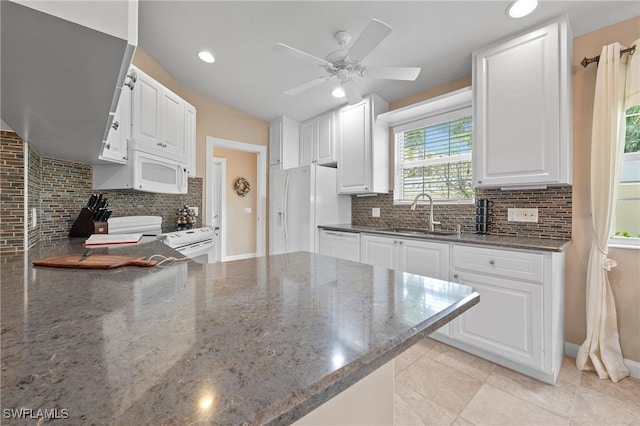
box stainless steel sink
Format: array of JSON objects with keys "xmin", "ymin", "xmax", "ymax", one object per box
[{"xmin": 378, "ymin": 228, "xmax": 460, "ymax": 237}]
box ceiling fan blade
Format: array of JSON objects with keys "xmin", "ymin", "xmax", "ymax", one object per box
[
  {"xmin": 274, "ymin": 43, "xmax": 333, "ymax": 68},
  {"xmin": 346, "ymin": 19, "xmax": 392, "ymax": 63},
  {"xmin": 362, "ymin": 66, "xmax": 421, "ymax": 81},
  {"xmin": 284, "ymin": 76, "xmax": 331, "ymax": 95},
  {"xmin": 342, "ymin": 80, "xmax": 362, "ymax": 105}
]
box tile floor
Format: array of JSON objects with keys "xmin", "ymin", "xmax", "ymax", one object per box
[{"xmin": 394, "ymin": 338, "xmax": 640, "ymax": 425}]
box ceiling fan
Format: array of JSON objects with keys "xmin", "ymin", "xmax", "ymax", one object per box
[{"xmin": 274, "ymin": 19, "xmax": 421, "ymax": 105}]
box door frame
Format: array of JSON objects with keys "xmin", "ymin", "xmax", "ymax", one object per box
[
  {"xmin": 210, "ymin": 157, "xmax": 226, "ymax": 261},
  {"xmin": 206, "ymin": 137, "xmax": 267, "ymax": 258}
]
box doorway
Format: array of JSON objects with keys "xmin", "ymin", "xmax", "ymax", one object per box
[{"xmin": 206, "ymin": 137, "xmax": 267, "ymax": 260}]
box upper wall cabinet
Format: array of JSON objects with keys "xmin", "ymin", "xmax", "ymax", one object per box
[
  {"xmin": 337, "ymin": 94, "xmax": 389, "ymax": 194},
  {"xmin": 129, "ymin": 66, "xmax": 188, "ymax": 163},
  {"xmin": 0, "ymin": 0, "xmax": 138, "ymax": 164},
  {"xmin": 473, "ymin": 17, "xmax": 572, "ymax": 189},
  {"xmin": 300, "ymin": 111, "xmax": 337, "ymax": 167},
  {"xmin": 269, "ymin": 116, "xmax": 299, "ymax": 169},
  {"xmin": 184, "ymin": 103, "xmax": 197, "ymax": 177}
]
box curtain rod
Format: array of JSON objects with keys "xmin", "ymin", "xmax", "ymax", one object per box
[{"xmin": 581, "ymin": 45, "xmax": 636, "ymax": 68}]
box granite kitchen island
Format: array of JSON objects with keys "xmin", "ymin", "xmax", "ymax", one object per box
[{"xmin": 1, "ymin": 239, "xmax": 479, "ymax": 425}]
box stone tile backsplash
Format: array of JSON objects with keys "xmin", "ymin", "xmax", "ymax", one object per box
[
  {"xmin": 1, "ymin": 130, "xmax": 203, "ymax": 254},
  {"xmin": 352, "ymin": 187, "xmax": 572, "ymax": 240}
]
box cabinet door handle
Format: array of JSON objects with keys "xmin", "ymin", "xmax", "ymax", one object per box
[
  {"xmin": 399, "ymin": 241, "xmax": 403, "ymax": 245},
  {"xmin": 489, "ymin": 260, "xmax": 495, "ymax": 265},
  {"xmin": 111, "ymin": 121, "xmax": 119, "ymax": 130},
  {"xmin": 124, "ymin": 71, "xmax": 137, "ymax": 90},
  {"xmin": 477, "ymin": 180, "xmax": 483, "ymax": 184},
  {"xmin": 105, "ymin": 143, "xmax": 111, "ymax": 150},
  {"xmin": 157, "ymin": 142, "xmax": 163, "ymax": 147},
  {"xmin": 453, "ymin": 274, "xmax": 459, "ymax": 279}
]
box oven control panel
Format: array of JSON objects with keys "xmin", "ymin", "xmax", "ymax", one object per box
[{"xmin": 163, "ymin": 226, "xmax": 215, "ymax": 248}]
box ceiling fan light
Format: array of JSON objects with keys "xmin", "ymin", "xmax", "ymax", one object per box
[
  {"xmin": 507, "ymin": 0, "xmax": 538, "ymax": 18},
  {"xmin": 332, "ymin": 87, "xmax": 346, "ymax": 98},
  {"xmin": 198, "ymin": 51, "xmax": 215, "ymax": 63}
]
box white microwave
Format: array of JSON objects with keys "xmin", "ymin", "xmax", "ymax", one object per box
[{"xmin": 94, "ymin": 149, "xmax": 188, "ymax": 194}]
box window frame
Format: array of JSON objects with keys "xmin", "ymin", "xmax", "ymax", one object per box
[
  {"xmin": 609, "ymin": 105, "xmax": 640, "ymax": 249},
  {"xmin": 393, "ymin": 106, "xmax": 474, "ymax": 205}
]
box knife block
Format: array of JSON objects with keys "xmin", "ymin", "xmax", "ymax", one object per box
[{"xmin": 69, "ymin": 208, "xmax": 108, "ymax": 237}]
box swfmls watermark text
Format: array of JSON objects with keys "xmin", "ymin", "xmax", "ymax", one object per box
[{"xmin": 3, "ymin": 408, "xmax": 69, "ymax": 420}]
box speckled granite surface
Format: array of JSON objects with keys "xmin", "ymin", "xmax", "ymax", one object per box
[
  {"xmin": 1, "ymin": 239, "xmax": 479, "ymax": 425},
  {"xmin": 319, "ymin": 224, "xmax": 571, "ymax": 252}
]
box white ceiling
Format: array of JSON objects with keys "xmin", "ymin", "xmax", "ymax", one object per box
[{"xmin": 138, "ymin": 1, "xmax": 639, "ymax": 123}]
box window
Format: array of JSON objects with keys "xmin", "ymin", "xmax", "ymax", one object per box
[
  {"xmin": 394, "ymin": 107, "xmax": 474, "ymax": 203},
  {"xmin": 611, "ymin": 105, "xmax": 640, "ymax": 247}
]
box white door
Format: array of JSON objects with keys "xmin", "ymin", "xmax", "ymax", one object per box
[
  {"xmin": 299, "ymin": 121, "xmax": 316, "ymax": 166},
  {"xmin": 131, "ymin": 68, "xmax": 162, "ymax": 147},
  {"xmin": 337, "ymin": 99, "xmax": 371, "ymax": 193},
  {"xmin": 210, "ymin": 158, "xmax": 226, "ymax": 262},
  {"xmin": 316, "ymin": 112, "xmax": 335, "ymax": 165},
  {"xmin": 450, "ymin": 271, "xmax": 544, "ymax": 369},
  {"xmin": 398, "ymin": 239, "xmax": 449, "ymax": 280},
  {"xmin": 161, "ymin": 88, "xmax": 185, "ymax": 159},
  {"xmin": 360, "ymin": 234, "xmax": 396, "ymax": 269}
]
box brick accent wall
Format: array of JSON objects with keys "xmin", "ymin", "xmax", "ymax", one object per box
[
  {"xmin": 352, "ymin": 186, "xmax": 572, "ymax": 240},
  {"xmin": 0, "ymin": 131, "xmax": 25, "ymax": 255},
  {"xmin": 27, "ymin": 144, "xmax": 41, "ymax": 248},
  {"xmin": 0, "ymin": 131, "xmax": 204, "ymax": 251}
]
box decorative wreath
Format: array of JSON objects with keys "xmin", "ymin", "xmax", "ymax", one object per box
[{"xmin": 234, "ymin": 177, "xmax": 251, "ymax": 197}]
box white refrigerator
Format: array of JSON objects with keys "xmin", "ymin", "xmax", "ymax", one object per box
[{"xmin": 270, "ymin": 164, "xmax": 351, "ymax": 255}]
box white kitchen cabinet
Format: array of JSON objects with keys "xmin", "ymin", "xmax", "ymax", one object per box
[
  {"xmin": 99, "ymin": 85, "xmax": 131, "ymax": 164},
  {"xmin": 360, "ymin": 234, "xmax": 449, "ymax": 280},
  {"xmin": 269, "ymin": 116, "xmax": 299, "ymax": 169},
  {"xmin": 337, "ymin": 94, "xmax": 389, "ymax": 194},
  {"xmin": 130, "ymin": 66, "xmax": 189, "ymax": 163},
  {"xmin": 434, "ymin": 243, "xmax": 565, "ymax": 384},
  {"xmin": 184, "ymin": 103, "xmax": 197, "ymax": 177},
  {"xmin": 318, "ymin": 230, "xmax": 361, "ymax": 263},
  {"xmin": 300, "ymin": 112, "xmax": 337, "ymax": 167},
  {"xmin": 472, "ymin": 17, "xmax": 571, "ymax": 188},
  {"xmin": 360, "ymin": 233, "xmax": 451, "ymax": 336}
]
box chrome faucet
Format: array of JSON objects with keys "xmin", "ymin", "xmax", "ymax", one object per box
[{"xmin": 410, "ymin": 193, "xmax": 441, "ymax": 232}]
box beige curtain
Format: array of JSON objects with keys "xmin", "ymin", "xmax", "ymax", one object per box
[{"xmin": 576, "ymin": 42, "xmax": 636, "ymax": 383}]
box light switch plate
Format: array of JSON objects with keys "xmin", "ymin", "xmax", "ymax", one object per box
[
  {"xmin": 244, "ymin": 207, "xmax": 252, "ymax": 214},
  {"xmin": 372, "ymin": 207, "xmax": 381, "ymax": 218}
]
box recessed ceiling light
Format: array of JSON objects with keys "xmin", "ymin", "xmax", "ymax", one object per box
[
  {"xmin": 332, "ymin": 87, "xmax": 346, "ymax": 98},
  {"xmin": 507, "ymin": 0, "xmax": 538, "ymax": 18},
  {"xmin": 198, "ymin": 51, "xmax": 215, "ymax": 63}
]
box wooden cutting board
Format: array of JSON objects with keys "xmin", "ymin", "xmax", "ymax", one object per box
[{"xmin": 33, "ymin": 254, "xmax": 157, "ymax": 269}]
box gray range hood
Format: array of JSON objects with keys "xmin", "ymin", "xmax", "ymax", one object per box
[{"xmin": 1, "ymin": 1, "xmax": 137, "ymax": 164}]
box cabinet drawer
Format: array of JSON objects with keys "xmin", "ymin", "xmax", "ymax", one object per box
[{"xmin": 452, "ymin": 244, "xmax": 543, "ymax": 283}]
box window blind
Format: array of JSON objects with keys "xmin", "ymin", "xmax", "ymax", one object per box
[{"xmin": 394, "ymin": 111, "xmax": 473, "ymax": 202}]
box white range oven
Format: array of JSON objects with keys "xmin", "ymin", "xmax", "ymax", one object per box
[
  {"xmin": 162, "ymin": 226, "xmax": 217, "ymax": 264},
  {"xmin": 108, "ymin": 216, "xmax": 218, "ymax": 264}
]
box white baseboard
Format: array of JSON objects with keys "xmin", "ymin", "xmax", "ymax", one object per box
[
  {"xmin": 565, "ymin": 342, "xmax": 640, "ymax": 379},
  {"xmin": 224, "ymin": 252, "xmax": 257, "ymax": 262}
]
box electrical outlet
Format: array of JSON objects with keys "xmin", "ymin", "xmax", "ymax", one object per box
[
  {"xmin": 508, "ymin": 208, "xmax": 539, "ymax": 222},
  {"xmin": 191, "ymin": 207, "xmax": 199, "ymax": 217},
  {"xmin": 372, "ymin": 207, "xmax": 381, "ymax": 218},
  {"xmin": 244, "ymin": 207, "xmax": 252, "ymax": 214},
  {"xmin": 31, "ymin": 207, "xmax": 37, "ymax": 228}
]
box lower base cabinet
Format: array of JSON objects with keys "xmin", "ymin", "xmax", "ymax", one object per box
[
  {"xmin": 432, "ymin": 243, "xmax": 565, "ymax": 384},
  {"xmin": 318, "ymin": 229, "xmax": 566, "ymax": 384}
]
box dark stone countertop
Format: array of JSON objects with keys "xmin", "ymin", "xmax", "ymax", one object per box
[
  {"xmin": 318, "ymin": 224, "xmax": 571, "ymax": 252},
  {"xmin": 1, "ymin": 239, "xmax": 479, "ymax": 425}
]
